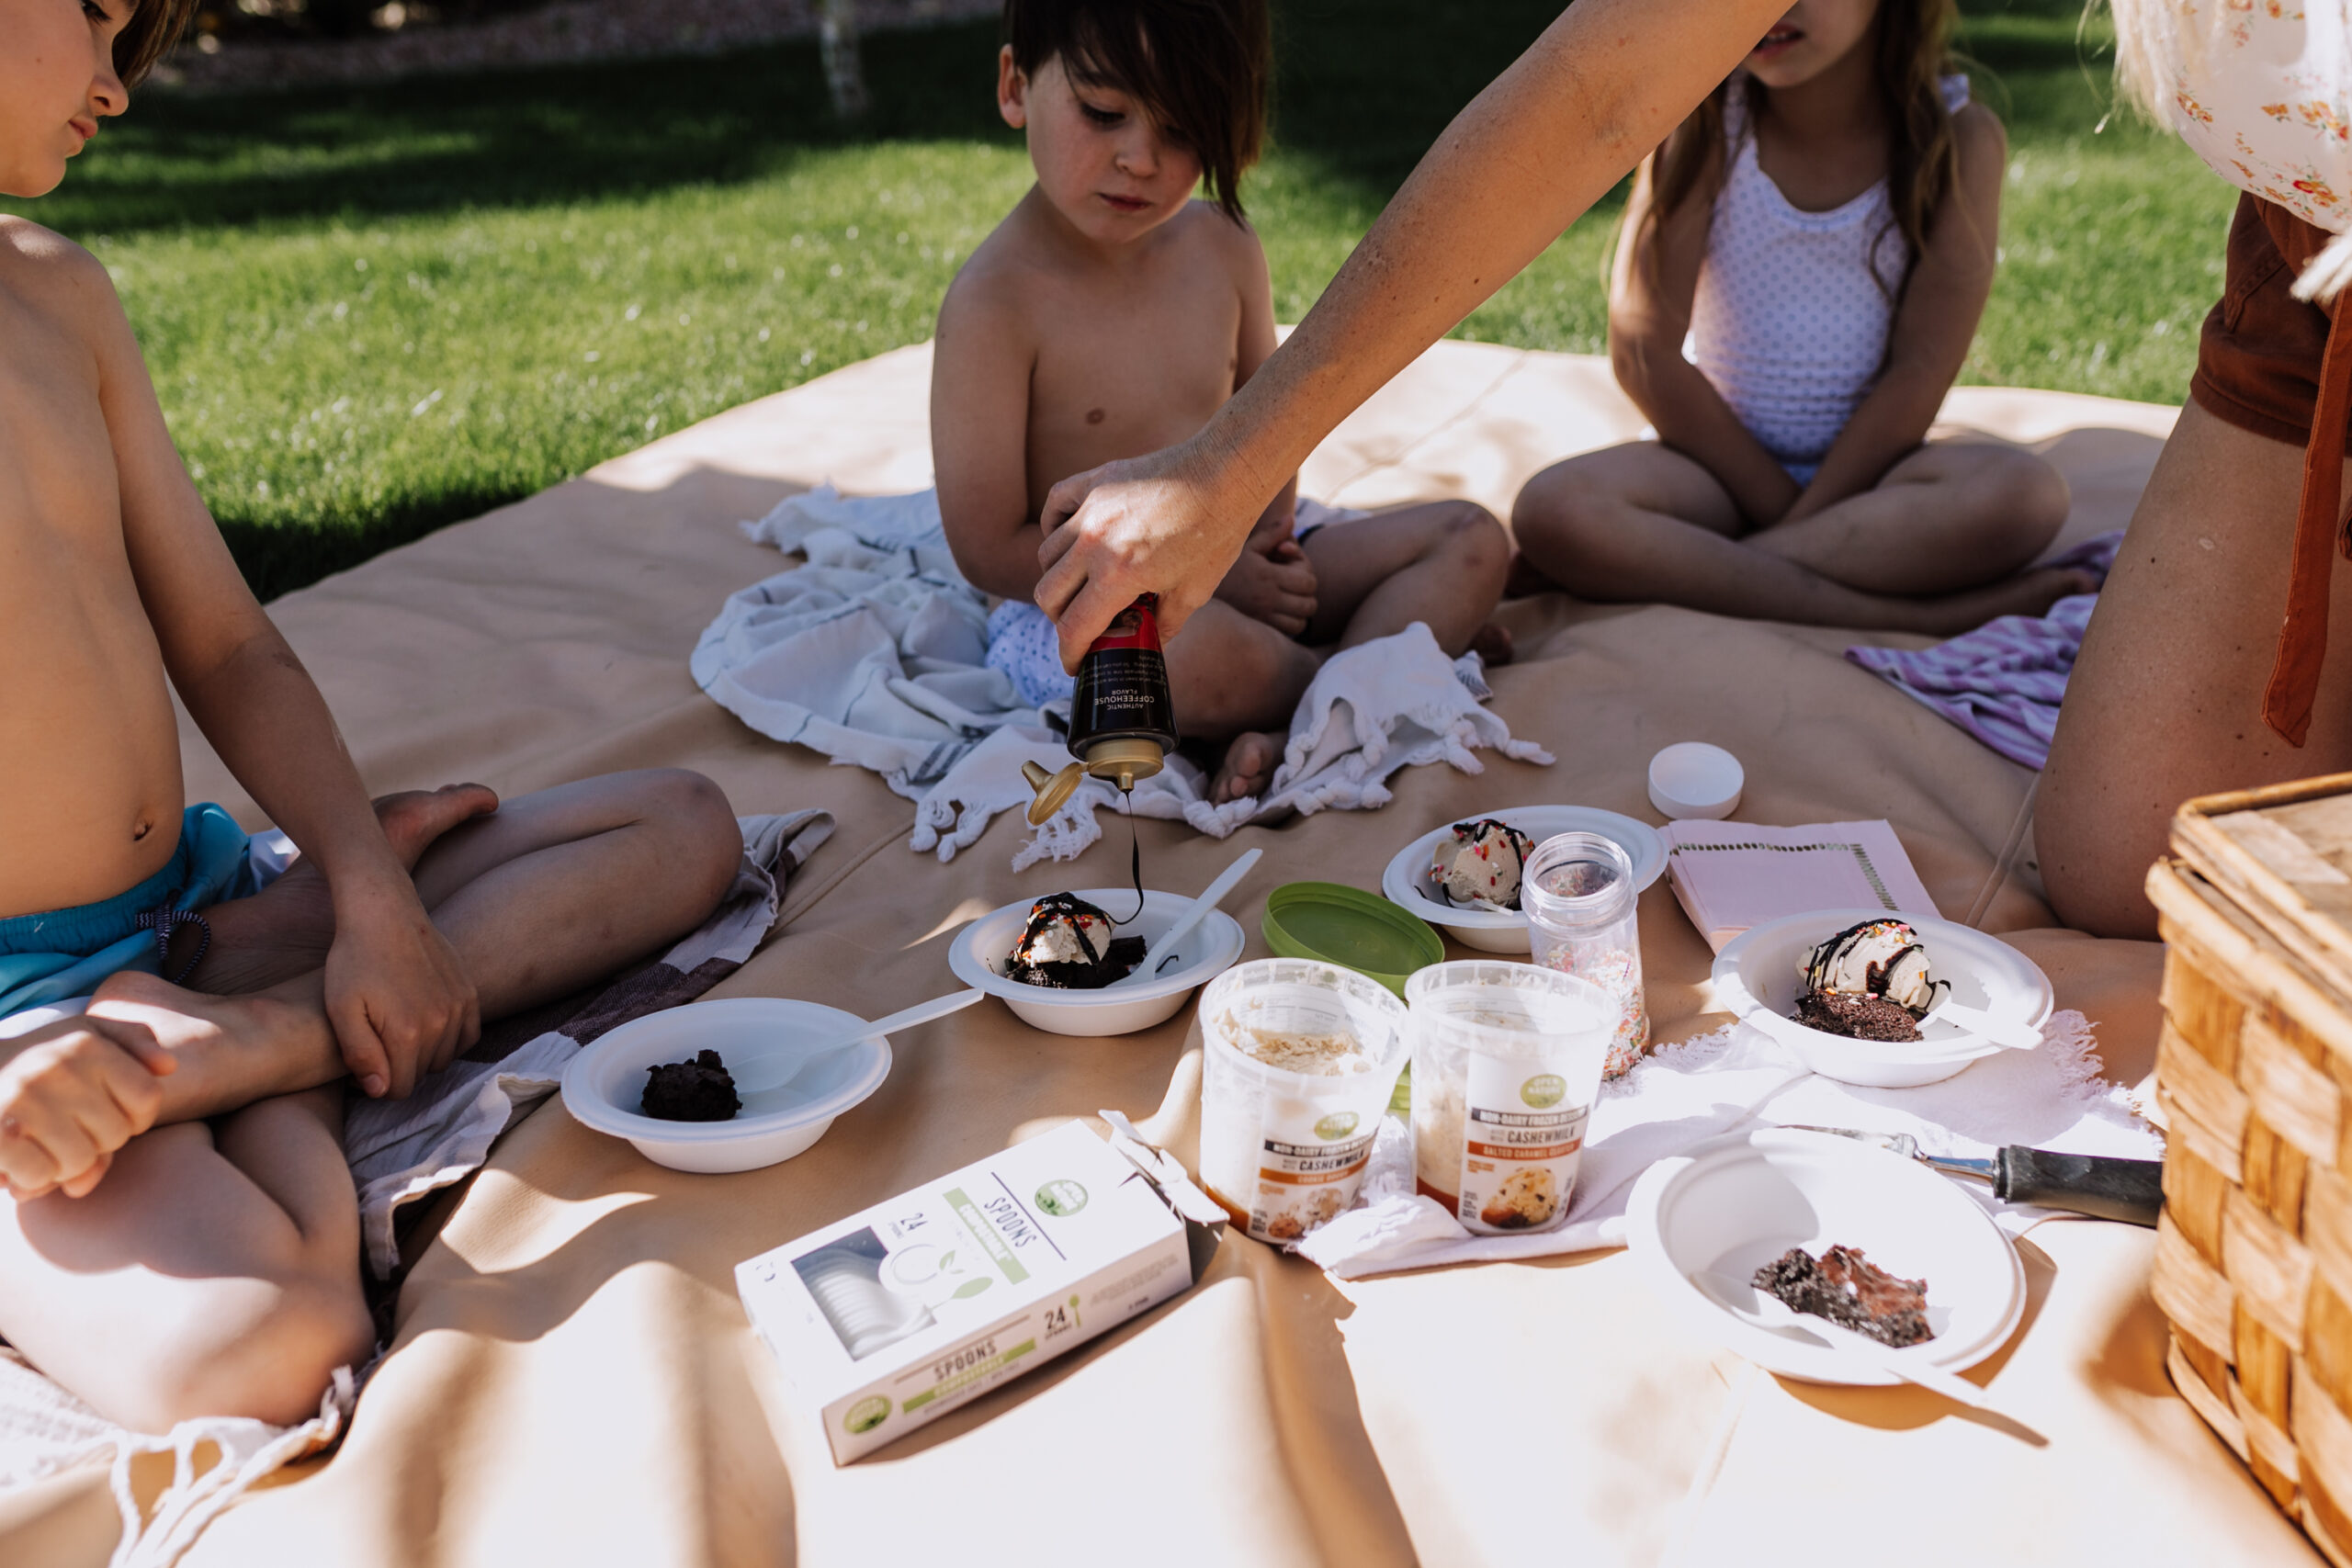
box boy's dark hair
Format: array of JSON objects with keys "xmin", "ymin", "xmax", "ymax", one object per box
[
  {"xmin": 1003, "ymin": 0, "xmax": 1271, "ymax": 220},
  {"xmin": 116, "ymin": 0, "xmax": 200, "ymax": 87}
]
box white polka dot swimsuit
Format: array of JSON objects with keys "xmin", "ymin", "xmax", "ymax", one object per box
[{"xmin": 1688, "ymin": 73, "xmax": 1971, "ymax": 479}]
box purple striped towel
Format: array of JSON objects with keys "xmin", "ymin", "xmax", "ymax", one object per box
[{"xmin": 1844, "ymin": 531, "xmax": 2123, "ymax": 771}]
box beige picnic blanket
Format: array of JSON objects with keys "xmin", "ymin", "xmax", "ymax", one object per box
[{"xmin": 0, "ymin": 340, "xmax": 2318, "ymax": 1566}]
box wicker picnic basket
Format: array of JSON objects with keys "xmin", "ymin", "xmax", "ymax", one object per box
[{"xmin": 2148, "ymin": 771, "xmax": 2352, "ymax": 1564}]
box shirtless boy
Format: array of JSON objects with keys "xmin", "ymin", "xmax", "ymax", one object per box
[
  {"xmin": 0, "ymin": 0, "xmax": 742, "ymax": 1432},
  {"xmin": 933, "ymin": 0, "xmax": 1511, "ymax": 803}
]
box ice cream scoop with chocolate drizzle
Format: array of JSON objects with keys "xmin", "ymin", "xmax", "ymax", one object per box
[
  {"xmin": 1430, "ymin": 818, "xmax": 1538, "ymax": 910},
  {"xmin": 1005, "ymin": 892, "xmax": 1148, "ymax": 989},
  {"xmin": 1792, "ymin": 918, "xmax": 1943, "ymax": 1042}
]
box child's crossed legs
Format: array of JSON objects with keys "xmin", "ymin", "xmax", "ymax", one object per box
[
  {"xmin": 0, "ymin": 770, "xmax": 740, "ymax": 1432},
  {"xmin": 1512, "ymin": 439, "xmax": 2090, "ymax": 634},
  {"xmin": 1170, "ymin": 500, "xmax": 1510, "ymax": 802}
]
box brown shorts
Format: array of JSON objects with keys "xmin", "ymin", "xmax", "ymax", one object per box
[{"xmin": 2190, "ymin": 193, "xmax": 2352, "ymax": 455}]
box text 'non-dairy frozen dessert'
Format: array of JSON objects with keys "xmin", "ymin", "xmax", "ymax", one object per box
[
  {"xmin": 642, "ymin": 1049, "xmax": 741, "ymax": 1122},
  {"xmin": 1751, "ymin": 1245, "xmax": 1934, "ymax": 1348},
  {"xmin": 1005, "ymin": 892, "xmax": 1148, "ymax": 989},
  {"xmin": 1430, "ymin": 818, "xmax": 1538, "ymax": 911},
  {"xmin": 1792, "ymin": 919, "xmax": 1941, "ymax": 1041}
]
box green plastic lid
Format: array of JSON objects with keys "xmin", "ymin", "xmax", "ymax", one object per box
[{"xmin": 1261, "ymin": 882, "xmax": 1444, "ymax": 998}]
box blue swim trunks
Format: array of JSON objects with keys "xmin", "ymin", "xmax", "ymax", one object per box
[
  {"xmin": 0, "ymin": 803, "xmax": 261, "ymax": 1022},
  {"xmin": 986, "ymin": 600, "xmax": 1079, "ymax": 709}
]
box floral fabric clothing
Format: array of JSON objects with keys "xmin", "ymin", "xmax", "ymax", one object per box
[{"xmin": 2135, "ymin": 0, "xmax": 2352, "ymax": 233}]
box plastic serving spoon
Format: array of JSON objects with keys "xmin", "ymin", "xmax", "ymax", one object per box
[
  {"xmin": 1112, "ymin": 848, "xmax": 1263, "ymax": 987},
  {"xmin": 1692, "ymin": 1269, "xmax": 2000, "ymax": 1411},
  {"xmin": 729, "ymin": 989, "xmax": 986, "ymax": 1097},
  {"xmin": 1921, "ymin": 996, "xmax": 2043, "ymax": 1052}
]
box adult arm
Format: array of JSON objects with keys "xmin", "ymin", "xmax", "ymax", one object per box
[
  {"xmin": 1609, "ymin": 144, "xmax": 1804, "ymax": 525},
  {"xmin": 89, "ymin": 272, "xmax": 477, "ymax": 1100},
  {"xmin": 1034, "ymin": 0, "xmax": 1789, "ymax": 667},
  {"xmin": 1781, "ymin": 104, "xmax": 2007, "ymax": 521}
]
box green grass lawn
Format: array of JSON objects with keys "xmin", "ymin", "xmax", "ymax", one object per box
[{"xmin": 4, "ymin": 0, "xmax": 2233, "ymax": 598}]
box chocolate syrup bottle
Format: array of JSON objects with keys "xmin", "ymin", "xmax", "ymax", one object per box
[
  {"xmin": 1067, "ymin": 593, "xmax": 1179, "ymax": 784},
  {"xmin": 1023, "ymin": 593, "xmax": 1180, "ymax": 821}
]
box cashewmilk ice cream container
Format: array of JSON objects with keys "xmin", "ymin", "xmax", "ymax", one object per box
[
  {"xmin": 1408, "ymin": 961, "xmax": 1613, "ymax": 1235},
  {"xmin": 1197, "ymin": 959, "xmax": 1409, "ymax": 1244}
]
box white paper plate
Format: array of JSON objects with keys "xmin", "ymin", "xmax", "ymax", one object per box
[
  {"xmin": 561, "ymin": 997, "xmax": 892, "ymax": 1173},
  {"xmin": 946, "ymin": 888, "xmax": 1246, "ymax": 1037},
  {"xmin": 1380, "ymin": 806, "xmax": 1667, "ymax": 954},
  {"xmin": 1711, "ymin": 908, "xmax": 2055, "ymax": 1088},
  {"xmin": 1627, "ymin": 1128, "xmax": 2027, "ymax": 1386}
]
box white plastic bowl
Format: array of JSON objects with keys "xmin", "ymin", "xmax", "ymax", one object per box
[
  {"xmin": 560, "ymin": 997, "xmax": 892, "ymax": 1173},
  {"xmin": 1711, "ymin": 908, "xmax": 2055, "ymax": 1089},
  {"xmin": 1379, "ymin": 806, "xmax": 1667, "ymax": 954},
  {"xmin": 1648, "ymin": 741, "xmax": 1744, "ymax": 820},
  {"xmin": 1627, "ymin": 1128, "xmax": 2027, "ymax": 1386},
  {"xmin": 945, "ymin": 887, "xmax": 1247, "ymax": 1036}
]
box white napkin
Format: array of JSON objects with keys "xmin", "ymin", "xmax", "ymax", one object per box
[
  {"xmin": 1660, "ymin": 818, "xmax": 1941, "ymax": 951},
  {"xmin": 1295, "ymin": 1009, "xmax": 2160, "ymax": 1280}
]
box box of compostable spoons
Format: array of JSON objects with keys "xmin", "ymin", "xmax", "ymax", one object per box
[{"xmin": 737, "ymin": 1117, "xmax": 1226, "ymax": 1463}]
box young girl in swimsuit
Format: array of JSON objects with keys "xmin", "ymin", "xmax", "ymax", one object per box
[{"xmin": 1508, "ymin": 0, "xmax": 2089, "ymax": 634}]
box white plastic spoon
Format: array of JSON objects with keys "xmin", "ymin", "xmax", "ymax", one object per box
[
  {"xmin": 729, "ymin": 989, "xmax": 985, "ymax": 1097},
  {"xmin": 1693, "ymin": 1269, "xmax": 2001, "ymax": 1411},
  {"xmin": 1112, "ymin": 848, "xmax": 1263, "ymax": 987},
  {"xmin": 1922, "ymin": 995, "xmax": 2043, "ymax": 1052}
]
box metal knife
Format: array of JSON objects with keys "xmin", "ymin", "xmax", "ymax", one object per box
[{"xmin": 1788, "ymin": 1126, "xmax": 2164, "ymax": 1227}]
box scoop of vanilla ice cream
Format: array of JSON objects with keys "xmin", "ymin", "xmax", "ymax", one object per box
[
  {"xmin": 1431, "ymin": 819, "xmax": 1533, "ymax": 911},
  {"xmin": 1018, "ymin": 907, "xmax": 1112, "ymax": 966},
  {"xmin": 1799, "ymin": 919, "xmax": 1935, "ymax": 1011}
]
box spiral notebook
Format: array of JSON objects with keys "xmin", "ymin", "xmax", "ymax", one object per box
[{"xmin": 1660, "ymin": 818, "xmax": 1939, "ymax": 952}]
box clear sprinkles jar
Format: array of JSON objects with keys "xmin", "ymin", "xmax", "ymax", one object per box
[{"xmin": 1521, "ymin": 831, "xmax": 1650, "ymax": 1077}]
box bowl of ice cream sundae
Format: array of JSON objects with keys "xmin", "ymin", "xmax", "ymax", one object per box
[
  {"xmin": 1708, "ymin": 908, "xmax": 2054, "ymax": 1088},
  {"xmin": 946, "ymin": 886, "xmax": 1248, "ymax": 1036},
  {"xmin": 1380, "ymin": 807, "xmax": 1666, "ymax": 953}
]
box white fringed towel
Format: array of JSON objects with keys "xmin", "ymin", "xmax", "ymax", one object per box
[{"xmin": 698, "ymin": 487, "xmax": 1552, "ymax": 866}]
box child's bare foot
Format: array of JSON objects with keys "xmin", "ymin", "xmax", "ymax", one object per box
[
  {"xmin": 1211, "ymin": 732, "xmax": 1284, "ymax": 805},
  {"xmin": 84, "ymin": 969, "xmax": 342, "ymax": 1121},
  {"xmin": 187, "ymin": 784, "xmax": 497, "ymax": 995},
  {"xmin": 1469, "ymin": 621, "xmax": 1515, "ymax": 668},
  {"xmin": 1903, "ymin": 566, "xmax": 2100, "ymax": 638}
]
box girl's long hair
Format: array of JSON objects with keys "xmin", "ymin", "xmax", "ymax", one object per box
[{"xmin": 1635, "ymin": 0, "xmax": 1964, "ymax": 301}]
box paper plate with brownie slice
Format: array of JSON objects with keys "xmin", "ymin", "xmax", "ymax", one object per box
[
  {"xmin": 562, "ymin": 997, "xmax": 894, "ymax": 1174},
  {"xmin": 1380, "ymin": 807, "xmax": 1667, "ymax": 953},
  {"xmin": 946, "ymin": 886, "xmax": 1247, "ymax": 1036},
  {"xmin": 1628, "ymin": 1127, "xmax": 2028, "ymax": 1388},
  {"xmin": 1710, "ymin": 908, "xmax": 2054, "ymax": 1089}
]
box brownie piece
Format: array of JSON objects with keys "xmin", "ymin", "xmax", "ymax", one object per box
[
  {"xmin": 1794, "ymin": 989, "xmax": 1923, "ymax": 1042},
  {"xmin": 642, "ymin": 1048, "xmax": 741, "ymax": 1122},
  {"xmin": 1751, "ymin": 1244, "xmax": 1934, "ymax": 1348}
]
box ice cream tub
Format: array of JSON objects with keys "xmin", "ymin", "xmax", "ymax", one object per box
[
  {"xmin": 1195, "ymin": 958, "xmax": 1410, "ymax": 1243},
  {"xmin": 1408, "ymin": 961, "xmax": 1615, "ymax": 1235}
]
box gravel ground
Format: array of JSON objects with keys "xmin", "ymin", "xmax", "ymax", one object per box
[{"xmin": 154, "ymin": 0, "xmax": 1001, "ymax": 93}]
